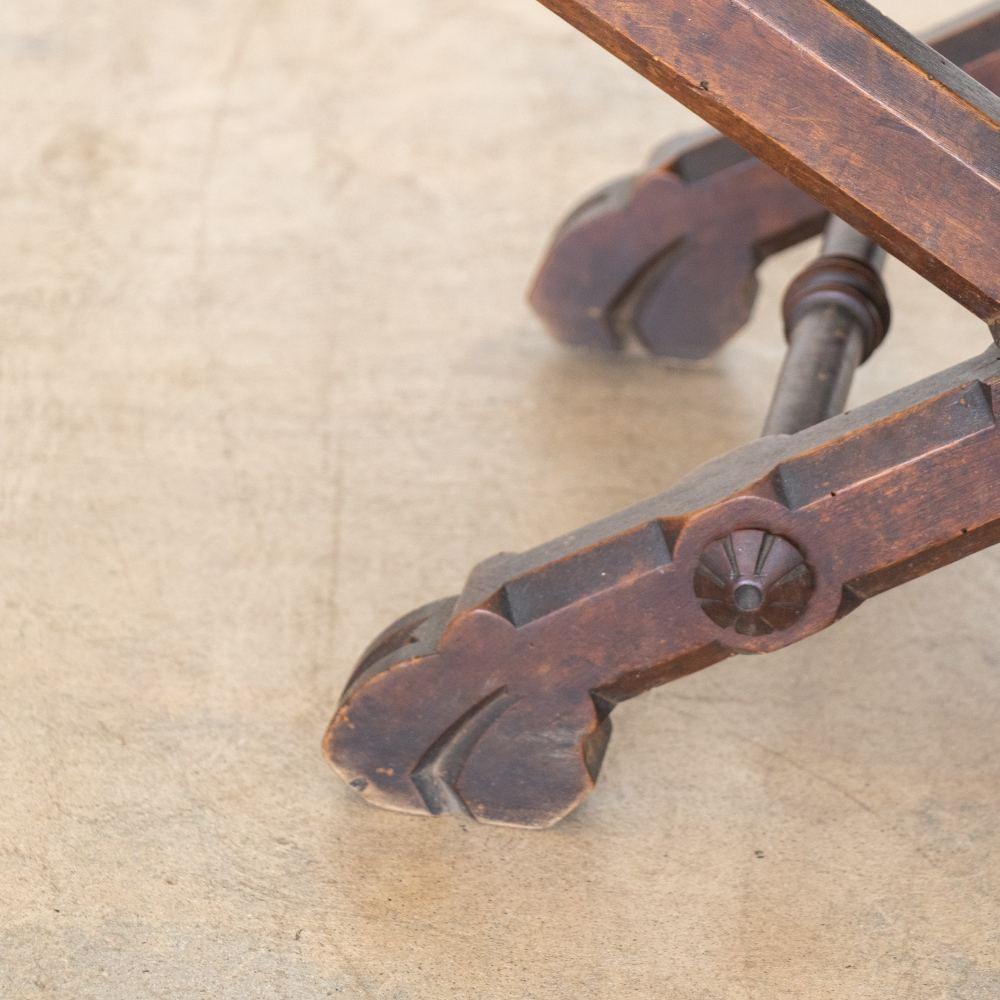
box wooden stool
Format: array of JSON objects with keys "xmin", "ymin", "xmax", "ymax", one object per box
[{"xmin": 324, "ymin": 1, "xmax": 1000, "ymax": 829}]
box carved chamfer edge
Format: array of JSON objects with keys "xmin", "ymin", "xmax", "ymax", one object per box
[{"xmin": 324, "ymin": 351, "xmax": 1000, "ymax": 827}]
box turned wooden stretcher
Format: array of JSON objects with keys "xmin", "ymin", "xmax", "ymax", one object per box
[{"xmin": 324, "ymin": 1, "xmax": 1000, "ymax": 829}]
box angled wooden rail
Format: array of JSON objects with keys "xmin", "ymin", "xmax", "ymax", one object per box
[
  {"xmin": 530, "ymin": 6, "xmax": 1000, "ymax": 357},
  {"xmin": 536, "ymin": 0, "xmax": 1000, "ymax": 330}
]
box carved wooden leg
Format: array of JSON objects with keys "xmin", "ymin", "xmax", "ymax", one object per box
[
  {"xmin": 325, "ymin": 345, "xmax": 1000, "ymax": 827},
  {"xmin": 529, "ymin": 6, "xmax": 1000, "ymax": 358},
  {"xmin": 324, "ymin": 1, "xmax": 999, "ymax": 829}
]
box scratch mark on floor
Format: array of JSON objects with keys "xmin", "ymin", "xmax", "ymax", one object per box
[{"xmin": 193, "ymin": 0, "xmax": 263, "ymax": 298}]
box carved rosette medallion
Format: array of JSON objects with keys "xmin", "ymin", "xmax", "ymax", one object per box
[{"xmin": 694, "ymin": 529, "xmax": 814, "ymax": 637}]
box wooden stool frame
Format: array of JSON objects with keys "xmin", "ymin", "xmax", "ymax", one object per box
[{"xmin": 324, "ymin": 1, "xmax": 1000, "ymax": 829}]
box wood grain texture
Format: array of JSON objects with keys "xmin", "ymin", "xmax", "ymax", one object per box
[
  {"xmin": 530, "ymin": 6, "xmax": 1000, "ymax": 356},
  {"xmin": 536, "ymin": 0, "xmax": 1000, "ymax": 328}
]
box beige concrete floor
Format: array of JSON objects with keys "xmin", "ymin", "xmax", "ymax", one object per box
[{"xmin": 0, "ymin": 1, "xmax": 997, "ymax": 997}]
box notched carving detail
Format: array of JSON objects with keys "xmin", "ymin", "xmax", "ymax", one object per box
[
  {"xmin": 501, "ymin": 520, "xmax": 673, "ymax": 627},
  {"xmin": 694, "ymin": 530, "xmax": 815, "ymax": 636},
  {"xmin": 410, "ymin": 688, "xmax": 518, "ymax": 817}
]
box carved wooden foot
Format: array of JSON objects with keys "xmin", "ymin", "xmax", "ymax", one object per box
[
  {"xmin": 325, "ymin": 346, "xmax": 1000, "ymax": 828},
  {"xmin": 528, "ymin": 129, "xmax": 824, "ymax": 358},
  {"xmin": 529, "ymin": 8, "xmax": 1000, "ymax": 358}
]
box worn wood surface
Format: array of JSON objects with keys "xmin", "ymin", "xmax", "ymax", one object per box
[
  {"xmin": 537, "ymin": 0, "xmax": 1000, "ymax": 327},
  {"xmin": 530, "ymin": 6, "xmax": 1000, "ymax": 357},
  {"xmin": 2, "ymin": 1, "xmax": 1000, "ymax": 997}
]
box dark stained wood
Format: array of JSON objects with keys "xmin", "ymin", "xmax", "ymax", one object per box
[
  {"xmin": 325, "ymin": 349, "xmax": 1000, "ymax": 827},
  {"xmin": 530, "ymin": 4, "xmax": 1000, "ymax": 348},
  {"xmin": 529, "ymin": 130, "xmax": 825, "ymax": 357},
  {"xmin": 763, "ymin": 219, "xmax": 890, "ymax": 435},
  {"xmin": 324, "ymin": 6, "xmax": 1000, "ymax": 830}
]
